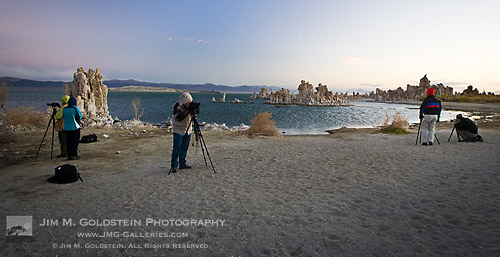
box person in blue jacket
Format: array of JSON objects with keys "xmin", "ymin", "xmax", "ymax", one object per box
[
  {"xmin": 63, "ymin": 97, "xmax": 83, "ymax": 160},
  {"xmin": 419, "ymin": 88, "xmax": 441, "ymax": 145}
]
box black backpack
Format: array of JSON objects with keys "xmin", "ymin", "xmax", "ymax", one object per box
[
  {"xmin": 47, "ymin": 164, "xmax": 83, "ymax": 184},
  {"xmin": 80, "ymin": 134, "xmax": 97, "ymax": 143}
]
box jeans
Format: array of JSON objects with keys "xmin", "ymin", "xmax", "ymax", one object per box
[
  {"xmin": 171, "ymin": 133, "xmax": 191, "ymax": 168},
  {"xmin": 421, "ymin": 114, "xmax": 437, "ymax": 143}
]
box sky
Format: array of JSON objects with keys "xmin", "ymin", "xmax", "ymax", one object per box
[{"xmin": 1, "ymin": 0, "xmax": 500, "ymax": 93}]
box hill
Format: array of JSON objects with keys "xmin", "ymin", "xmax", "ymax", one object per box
[
  {"xmin": 0, "ymin": 77, "xmax": 69, "ymax": 88},
  {"xmin": 0, "ymin": 77, "xmax": 280, "ymax": 93}
]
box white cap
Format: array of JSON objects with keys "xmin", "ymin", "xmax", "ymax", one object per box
[{"xmin": 178, "ymin": 92, "xmax": 193, "ymax": 105}]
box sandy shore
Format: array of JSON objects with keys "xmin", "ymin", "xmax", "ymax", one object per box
[{"xmin": 1, "ymin": 119, "xmax": 499, "ymax": 256}]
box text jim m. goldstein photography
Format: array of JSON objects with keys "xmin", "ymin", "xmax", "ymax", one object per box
[{"xmin": 39, "ymin": 218, "xmax": 226, "ymax": 227}]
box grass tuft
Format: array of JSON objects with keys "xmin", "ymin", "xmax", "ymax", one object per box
[
  {"xmin": 246, "ymin": 112, "xmax": 279, "ymax": 136},
  {"xmin": 379, "ymin": 112, "xmax": 411, "ymax": 134}
]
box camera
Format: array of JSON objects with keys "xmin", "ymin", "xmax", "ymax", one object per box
[
  {"xmin": 189, "ymin": 102, "xmax": 200, "ymax": 115},
  {"xmin": 47, "ymin": 102, "xmax": 61, "ymax": 108}
]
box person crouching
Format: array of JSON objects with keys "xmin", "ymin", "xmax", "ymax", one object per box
[
  {"xmin": 169, "ymin": 92, "xmax": 196, "ymax": 173},
  {"xmin": 63, "ymin": 97, "xmax": 83, "ymax": 160},
  {"xmin": 455, "ymin": 114, "xmax": 483, "ymax": 142}
]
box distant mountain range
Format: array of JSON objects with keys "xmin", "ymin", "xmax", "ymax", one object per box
[{"xmin": 0, "ymin": 77, "xmax": 281, "ymax": 93}]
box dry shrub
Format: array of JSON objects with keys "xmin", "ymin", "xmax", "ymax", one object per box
[
  {"xmin": 390, "ymin": 112, "xmax": 409, "ymax": 128},
  {"xmin": 379, "ymin": 112, "xmax": 410, "ymax": 134},
  {"xmin": 131, "ymin": 97, "xmax": 144, "ymax": 120},
  {"xmin": 3, "ymin": 106, "xmax": 49, "ymax": 128},
  {"xmin": 247, "ymin": 112, "xmax": 279, "ymax": 136}
]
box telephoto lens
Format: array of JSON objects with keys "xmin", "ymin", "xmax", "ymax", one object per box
[
  {"xmin": 47, "ymin": 102, "xmax": 61, "ymax": 108},
  {"xmin": 190, "ymin": 102, "xmax": 200, "ymax": 114}
]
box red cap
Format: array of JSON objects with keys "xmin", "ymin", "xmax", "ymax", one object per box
[{"xmin": 427, "ymin": 88, "xmax": 435, "ymax": 96}]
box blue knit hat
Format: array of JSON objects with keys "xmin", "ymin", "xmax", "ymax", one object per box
[{"xmin": 68, "ymin": 97, "xmax": 77, "ymax": 106}]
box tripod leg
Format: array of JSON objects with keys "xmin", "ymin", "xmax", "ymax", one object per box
[
  {"xmin": 36, "ymin": 116, "xmax": 54, "ymax": 158},
  {"xmin": 50, "ymin": 118, "xmax": 55, "ymax": 160},
  {"xmin": 196, "ymin": 125, "xmax": 208, "ymax": 166},
  {"xmin": 448, "ymin": 127, "xmax": 454, "ymax": 141},
  {"xmin": 415, "ymin": 120, "xmax": 422, "ymax": 145},
  {"xmin": 434, "ymin": 134, "xmax": 440, "ymax": 145},
  {"xmin": 198, "ymin": 132, "xmax": 216, "ymax": 173},
  {"xmin": 199, "ymin": 139, "xmax": 208, "ymax": 165}
]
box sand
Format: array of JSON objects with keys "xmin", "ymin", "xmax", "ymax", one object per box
[{"xmin": 1, "ymin": 121, "xmax": 499, "ymax": 256}]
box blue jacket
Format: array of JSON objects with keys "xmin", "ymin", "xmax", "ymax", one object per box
[{"xmin": 63, "ymin": 104, "xmax": 82, "ymax": 131}]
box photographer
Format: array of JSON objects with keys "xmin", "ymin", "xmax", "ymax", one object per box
[
  {"xmin": 419, "ymin": 88, "xmax": 441, "ymax": 145},
  {"xmin": 54, "ymin": 95, "xmax": 70, "ymax": 158},
  {"xmin": 63, "ymin": 97, "xmax": 83, "ymax": 160},
  {"xmin": 455, "ymin": 114, "xmax": 483, "ymax": 142},
  {"xmin": 169, "ymin": 92, "xmax": 199, "ymax": 173}
]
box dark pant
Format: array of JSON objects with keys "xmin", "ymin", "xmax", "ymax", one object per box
[
  {"xmin": 457, "ymin": 129, "xmax": 478, "ymax": 141},
  {"xmin": 171, "ymin": 133, "xmax": 191, "ymax": 168},
  {"xmin": 65, "ymin": 129, "xmax": 81, "ymax": 157},
  {"xmin": 58, "ymin": 131, "xmax": 67, "ymax": 156}
]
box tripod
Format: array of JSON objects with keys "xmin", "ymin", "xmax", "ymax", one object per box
[
  {"xmin": 168, "ymin": 114, "xmax": 216, "ymax": 175},
  {"xmin": 36, "ymin": 106, "xmax": 58, "ymax": 160},
  {"xmin": 447, "ymin": 126, "xmax": 461, "ymax": 141}
]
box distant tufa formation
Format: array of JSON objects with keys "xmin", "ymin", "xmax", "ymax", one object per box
[
  {"xmin": 252, "ymin": 80, "xmax": 348, "ymax": 106},
  {"xmin": 372, "ymin": 74, "xmax": 496, "ymax": 101},
  {"xmin": 63, "ymin": 67, "xmax": 113, "ymax": 126},
  {"xmin": 374, "ymin": 75, "xmax": 454, "ymax": 101}
]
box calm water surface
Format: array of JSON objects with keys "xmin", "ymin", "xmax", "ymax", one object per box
[{"xmin": 5, "ymin": 89, "xmax": 461, "ymax": 134}]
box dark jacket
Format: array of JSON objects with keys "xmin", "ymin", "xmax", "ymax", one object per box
[
  {"xmin": 455, "ymin": 118, "xmax": 478, "ymax": 134},
  {"xmin": 419, "ymin": 95, "xmax": 442, "ymax": 119}
]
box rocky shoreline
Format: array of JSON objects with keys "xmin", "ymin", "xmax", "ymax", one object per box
[{"xmin": 109, "ymin": 86, "xmax": 180, "ymax": 93}]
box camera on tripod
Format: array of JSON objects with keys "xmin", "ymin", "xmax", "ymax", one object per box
[
  {"xmin": 188, "ymin": 102, "xmax": 200, "ymax": 115},
  {"xmin": 47, "ymin": 102, "xmax": 61, "ymax": 108},
  {"xmin": 37, "ymin": 101, "xmax": 62, "ymax": 160}
]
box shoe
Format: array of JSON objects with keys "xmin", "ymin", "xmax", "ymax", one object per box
[
  {"xmin": 475, "ymin": 135, "xmax": 483, "ymax": 142},
  {"xmin": 179, "ymin": 165, "xmax": 192, "ymax": 170},
  {"xmin": 422, "ymin": 142, "xmax": 428, "ymax": 146},
  {"xmin": 169, "ymin": 167, "xmax": 177, "ymax": 174},
  {"xmin": 429, "ymin": 142, "xmax": 433, "ymax": 146},
  {"xmin": 56, "ymin": 154, "xmax": 67, "ymax": 158}
]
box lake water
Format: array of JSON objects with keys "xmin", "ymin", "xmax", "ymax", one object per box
[{"xmin": 5, "ymin": 89, "xmax": 461, "ymax": 134}]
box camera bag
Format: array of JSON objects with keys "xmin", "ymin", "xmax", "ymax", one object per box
[
  {"xmin": 80, "ymin": 134, "xmax": 98, "ymax": 143},
  {"xmin": 47, "ymin": 164, "xmax": 83, "ymax": 184}
]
